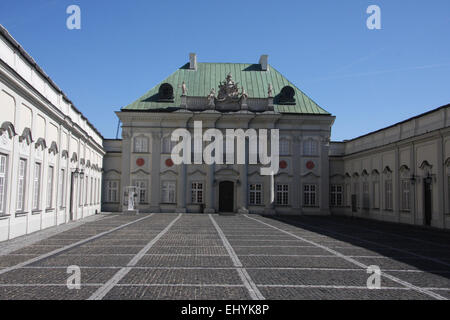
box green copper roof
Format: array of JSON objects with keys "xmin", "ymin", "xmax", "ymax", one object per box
[{"xmin": 123, "ymin": 63, "xmax": 329, "ymax": 115}]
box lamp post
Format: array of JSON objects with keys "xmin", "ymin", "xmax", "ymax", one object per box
[{"xmin": 69, "ymin": 168, "xmax": 81, "ymax": 221}]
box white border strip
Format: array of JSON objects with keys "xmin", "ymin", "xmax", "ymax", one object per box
[
  {"xmin": 244, "ymin": 215, "xmax": 447, "ymax": 300},
  {"xmin": 209, "ymin": 214, "xmax": 265, "ymax": 300},
  {"xmin": 0, "ymin": 214, "xmax": 154, "ymax": 276},
  {"xmin": 88, "ymin": 214, "xmax": 182, "ymax": 300}
]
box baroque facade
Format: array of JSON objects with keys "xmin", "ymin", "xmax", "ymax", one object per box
[
  {"xmin": 103, "ymin": 54, "xmax": 335, "ymax": 215},
  {"xmin": 0, "ymin": 26, "xmax": 105, "ymax": 241}
]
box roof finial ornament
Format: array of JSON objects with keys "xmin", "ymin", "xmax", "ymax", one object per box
[
  {"xmin": 268, "ymin": 84, "xmax": 273, "ymax": 98},
  {"xmin": 207, "ymin": 88, "xmax": 216, "ymax": 108},
  {"xmin": 181, "ymin": 81, "xmax": 187, "ymax": 96}
]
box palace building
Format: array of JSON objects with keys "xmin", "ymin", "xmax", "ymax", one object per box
[{"xmin": 0, "ymin": 25, "xmax": 449, "ymax": 243}]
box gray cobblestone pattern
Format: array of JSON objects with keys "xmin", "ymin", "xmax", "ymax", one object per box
[{"xmin": 0, "ymin": 213, "xmax": 449, "ymax": 300}]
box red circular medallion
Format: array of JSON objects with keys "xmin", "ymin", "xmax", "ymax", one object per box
[
  {"xmin": 280, "ymin": 160, "xmax": 288, "ymax": 169},
  {"xmin": 136, "ymin": 158, "xmax": 145, "ymax": 167},
  {"xmin": 165, "ymin": 158, "xmax": 174, "ymax": 167},
  {"xmin": 306, "ymin": 161, "xmax": 315, "ymax": 170}
]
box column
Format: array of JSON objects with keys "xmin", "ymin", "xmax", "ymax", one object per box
[
  {"xmin": 204, "ymin": 163, "xmax": 215, "ymax": 213},
  {"xmin": 149, "ymin": 132, "xmax": 161, "ymax": 212},
  {"xmin": 176, "ymin": 163, "xmax": 187, "ymax": 213}
]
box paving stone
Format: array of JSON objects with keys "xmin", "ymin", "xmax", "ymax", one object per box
[
  {"xmin": 258, "ymin": 287, "xmax": 433, "ymax": 300},
  {"xmin": 103, "ymin": 285, "xmax": 250, "ymax": 300},
  {"xmin": 247, "ymin": 268, "xmax": 403, "ymax": 287},
  {"xmin": 0, "ymin": 285, "xmax": 101, "ymax": 300},
  {"xmin": 239, "ymin": 256, "xmax": 357, "ymax": 269},
  {"xmin": 136, "ymin": 255, "xmax": 235, "ymax": 268},
  {"xmin": 119, "ymin": 268, "xmax": 242, "ymax": 285},
  {"xmin": 0, "ymin": 267, "xmax": 118, "ymax": 284}
]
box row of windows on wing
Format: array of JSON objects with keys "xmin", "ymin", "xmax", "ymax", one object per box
[
  {"xmin": 104, "ymin": 181, "xmax": 320, "ymax": 207},
  {"xmin": 0, "ymin": 154, "xmax": 101, "ymax": 215},
  {"xmin": 329, "ymin": 179, "xmax": 412, "ymax": 211},
  {"xmin": 133, "ymin": 136, "xmax": 320, "ymax": 156}
]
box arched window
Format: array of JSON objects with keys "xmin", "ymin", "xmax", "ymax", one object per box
[
  {"xmin": 278, "ymin": 86, "xmax": 296, "ymax": 105},
  {"xmin": 158, "ymin": 83, "xmax": 174, "ymax": 102}
]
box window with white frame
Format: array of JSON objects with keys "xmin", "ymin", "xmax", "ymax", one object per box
[
  {"xmin": 17, "ymin": 159, "xmax": 26, "ymax": 212},
  {"xmin": 303, "ymin": 184, "xmax": 317, "ymax": 207},
  {"xmin": 276, "ymin": 184, "xmax": 289, "ymax": 206},
  {"xmin": 362, "ymin": 182, "xmax": 369, "ymax": 209},
  {"xmin": 46, "ymin": 166, "xmax": 54, "ymax": 209},
  {"xmin": 59, "ymin": 169, "xmax": 65, "ymax": 208},
  {"xmin": 134, "ymin": 136, "xmax": 148, "ymax": 153},
  {"xmin": 303, "ymin": 139, "xmax": 318, "ymax": 156},
  {"xmin": 330, "ymin": 184, "xmax": 343, "ymax": 207},
  {"xmin": 279, "ymin": 139, "xmax": 290, "ymax": 156},
  {"xmin": 161, "ymin": 181, "xmax": 176, "ymax": 203},
  {"xmin": 133, "ymin": 180, "xmax": 148, "ymax": 204},
  {"xmin": 79, "ymin": 178, "xmax": 84, "ymax": 206},
  {"xmin": 85, "ymin": 175, "xmax": 89, "ymax": 205},
  {"xmin": 90, "ymin": 177, "xmax": 93, "ymax": 204},
  {"xmin": 0, "ymin": 154, "xmax": 7, "ymax": 214},
  {"xmin": 191, "ymin": 182, "xmax": 204, "ymax": 204},
  {"xmin": 249, "ymin": 184, "xmax": 263, "ymax": 205},
  {"xmin": 401, "ymin": 179, "xmax": 411, "ymax": 211},
  {"xmin": 373, "ymin": 181, "xmax": 380, "ymax": 209},
  {"xmin": 33, "ymin": 163, "xmax": 41, "ymax": 210},
  {"xmin": 385, "ymin": 180, "xmax": 393, "ymax": 210},
  {"xmin": 106, "ymin": 180, "xmax": 119, "ymax": 203}
]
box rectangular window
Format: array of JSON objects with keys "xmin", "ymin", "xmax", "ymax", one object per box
[
  {"xmin": 373, "ymin": 181, "xmax": 380, "ymax": 209},
  {"xmin": 279, "ymin": 140, "xmax": 290, "ymax": 156},
  {"xmin": 249, "ymin": 184, "xmax": 263, "ymax": 205},
  {"xmin": 401, "ymin": 179, "xmax": 411, "ymax": 211},
  {"xmin": 133, "ymin": 180, "xmax": 148, "ymax": 204},
  {"xmin": 346, "ymin": 183, "xmax": 351, "ymax": 207},
  {"xmin": 191, "ymin": 182, "xmax": 204, "ymax": 204},
  {"xmin": 353, "ymin": 182, "xmax": 360, "ymax": 208},
  {"xmin": 17, "ymin": 159, "xmax": 26, "ymax": 212},
  {"xmin": 0, "ymin": 154, "xmax": 7, "ymax": 214},
  {"xmin": 162, "ymin": 181, "xmax": 176, "ymax": 203},
  {"xmin": 276, "ymin": 184, "xmax": 289, "ymax": 206},
  {"xmin": 304, "ymin": 184, "xmax": 317, "ymax": 207},
  {"xmin": 330, "ymin": 184, "xmax": 343, "ymax": 207},
  {"xmin": 85, "ymin": 176, "xmax": 89, "ymax": 205},
  {"xmin": 385, "ymin": 180, "xmax": 393, "ymax": 210},
  {"xmin": 303, "ymin": 140, "xmax": 318, "ymax": 156},
  {"xmin": 134, "ymin": 137, "xmax": 148, "ymax": 153},
  {"xmin": 106, "ymin": 180, "xmax": 119, "ymax": 203},
  {"xmin": 33, "ymin": 163, "xmax": 41, "ymax": 210},
  {"xmin": 90, "ymin": 177, "xmax": 93, "ymax": 204},
  {"xmin": 59, "ymin": 169, "xmax": 65, "ymax": 207},
  {"xmin": 79, "ymin": 178, "xmax": 84, "ymax": 206},
  {"xmin": 46, "ymin": 166, "xmax": 54, "ymax": 209},
  {"xmin": 362, "ymin": 182, "xmax": 369, "ymax": 209}
]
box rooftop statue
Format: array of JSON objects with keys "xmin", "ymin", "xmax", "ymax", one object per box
[{"xmin": 217, "ymin": 73, "xmax": 240, "ymax": 101}]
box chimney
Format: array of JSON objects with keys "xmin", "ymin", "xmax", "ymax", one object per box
[
  {"xmin": 189, "ymin": 53, "xmax": 197, "ymax": 70},
  {"xmin": 259, "ymin": 55, "xmax": 268, "ymax": 71}
]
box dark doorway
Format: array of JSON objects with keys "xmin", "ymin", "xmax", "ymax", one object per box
[
  {"xmin": 219, "ymin": 181, "xmax": 234, "ymax": 213},
  {"xmin": 424, "ymin": 179, "xmax": 432, "ymax": 226}
]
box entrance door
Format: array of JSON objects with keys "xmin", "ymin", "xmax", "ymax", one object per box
[
  {"xmin": 424, "ymin": 180, "xmax": 432, "ymax": 226},
  {"xmin": 219, "ymin": 181, "xmax": 234, "ymax": 213}
]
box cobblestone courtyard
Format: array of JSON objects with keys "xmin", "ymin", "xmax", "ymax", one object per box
[{"xmin": 0, "ymin": 213, "xmax": 449, "ymax": 300}]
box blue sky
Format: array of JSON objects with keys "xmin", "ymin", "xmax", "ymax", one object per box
[{"xmin": 1, "ymin": 0, "xmax": 449, "ymax": 140}]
